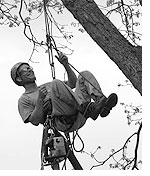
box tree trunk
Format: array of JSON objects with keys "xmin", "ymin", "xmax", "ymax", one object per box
[{"xmin": 61, "ymin": 0, "xmax": 142, "ymax": 95}]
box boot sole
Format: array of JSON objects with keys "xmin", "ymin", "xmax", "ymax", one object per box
[{"xmin": 100, "ymin": 93, "xmax": 118, "ymax": 117}]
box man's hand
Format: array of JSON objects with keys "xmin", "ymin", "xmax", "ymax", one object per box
[
  {"xmin": 29, "ymin": 86, "xmax": 48, "ymax": 126},
  {"xmin": 55, "ymin": 51, "xmax": 68, "ymax": 66},
  {"xmin": 38, "ymin": 86, "xmax": 47, "ymax": 101},
  {"xmin": 55, "ymin": 51, "xmax": 77, "ymax": 89}
]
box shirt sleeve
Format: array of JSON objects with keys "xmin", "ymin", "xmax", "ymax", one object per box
[{"xmin": 18, "ymin": 95, "xmax": 34, "ymax": 123}]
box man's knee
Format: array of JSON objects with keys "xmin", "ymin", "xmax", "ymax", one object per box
[
  {"xmin": 51, "ymin": 79, "xmax": 63, "ymax": 89},
  {"xmin": 80, "ymin": 70, "xmax": 92, "ymax": 76},
  {"xmin": 51, "ymin": 79, "xmax": 64, "ymax": 96},
  {"xmin": 51, "ymin": 79, "xmax": 71, "ymax": 96}
]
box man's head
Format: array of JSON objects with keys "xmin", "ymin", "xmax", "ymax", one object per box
[{"xmin": 11, "ymin": 62, "xmax": 36, "ymax": 86}]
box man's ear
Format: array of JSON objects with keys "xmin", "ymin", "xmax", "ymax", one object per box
[{"xmin": 16, "ymin": 76, "xmax": 22, "ymax": 83}]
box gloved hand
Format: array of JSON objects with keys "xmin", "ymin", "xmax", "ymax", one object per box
[{"xmin": 55, "ymin": 51, "xmax": 68, "ymax": 66}]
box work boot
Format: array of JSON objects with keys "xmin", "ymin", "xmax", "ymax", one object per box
[
  {"xmin": 100, "ymin": 93, "xmax": 118, "ymax": 117},
  {"xmin": 81, "ymin": 96, "xmax": 106, "ymax": 120},
  {"xmin": 82, "ymin": 93, "xmax": 118, "ymax": 120}
]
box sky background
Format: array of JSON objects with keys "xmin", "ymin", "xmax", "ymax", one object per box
[{"xmin": 0, "ymin": 0, "xmax": 143, "ymax": 175}]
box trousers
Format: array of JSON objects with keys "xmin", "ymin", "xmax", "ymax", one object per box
[{"xmin": 50, "ymin": 71, "xmax": 103, "ymax": 132}]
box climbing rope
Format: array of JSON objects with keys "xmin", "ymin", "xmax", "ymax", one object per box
[
  {"xmin": 42, "ymin": 1, "xmax": 104, "ymax": 169},
  {"xmin": 43, "ymin": 1, "xmax": 102, "ymax": 94},
  {"xmin": 61, "ymin": 130, "xmax": 84, "ymax": 170},
  {"xmin": 43, "ymin": 0, "xmax": 56, "ymax": 80}
]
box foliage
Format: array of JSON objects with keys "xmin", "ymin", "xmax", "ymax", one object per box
[
  {"xmin": 0, "ymin": 0, "xmax": 20, "ymax": 27},
  {"xmin": 0, "ymin": 0, "xmax": 142, "ymax": 45},
  {"xmin": 99, "ymin": 0, "xmax": 142, "ymax": 45}
]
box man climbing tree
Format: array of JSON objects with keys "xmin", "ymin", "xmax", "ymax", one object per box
[{"xmin": 10, "ymin": 51, "xmax": 118, "ymax": 132}]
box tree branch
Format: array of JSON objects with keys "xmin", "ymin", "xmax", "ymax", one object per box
[
  {"xmin": 132, "ymin": 123, "xmax": 142, "ymax": 169},
  {"xmin": 90, "ymin": 123, "xmax": 142, "ymax": 170}
]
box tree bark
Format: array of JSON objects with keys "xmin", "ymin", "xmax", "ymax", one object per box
[{"xmin": 61, "ymin": 0, "xmax": 142, "ymax": 95}]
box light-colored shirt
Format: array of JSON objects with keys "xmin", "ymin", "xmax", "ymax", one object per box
[{"xmin": 18, "ymin": 82, "xmax": 52, "ymax": 123}]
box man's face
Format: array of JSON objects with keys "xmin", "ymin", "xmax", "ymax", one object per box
[{"xmin": 17, "ymin": 64, "xmax": 36, "ymax": 84}]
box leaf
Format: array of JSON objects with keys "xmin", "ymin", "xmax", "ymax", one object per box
[
  {"xmin": 109, "ymin": 164, "xmax": 113, "ymax": 168},
  {"xmin": 124, "ymin": 110, "xmax": 128, "ymax": 113},
  {"xmin": 14, "ymin": 15, "xmax": 18, "ymax": 21},
  {"xmin": 0, "ymin": 14, "xmax": 4, "ymax": 19},
  {"xmin": 90, "ymin": 153, "xmax": 94, "ymax": 158},
  {"xmin": 106, "ymin": 0, "xmax": 115, "ymax": 7},
  {"xmin": 97, "ymin": 146, "xmax": 101, "ymax": 149},
  {"xmin": 14, "ymin": 0, "xmax": 20, "ymax": 4},
  {"xmin": 78, "ymin": 28, "xmax": 85, "ymax": 33},
  {"xmin": 138, "ymin": 160, "xmax": 142, "ymax": 164},
  {"xmin": 111, "ymin": 149, "xmax": 115, "ymax": 153},
  {"xmin": 24, "ymin": 17, "xmax": 31, "ymax": 24},
  {"xmin": 9, "ymin": 22, "xmax": 14, "ymax": 27}
]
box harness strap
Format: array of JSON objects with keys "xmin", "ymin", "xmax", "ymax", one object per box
[
  {"xmin": 54, "ymin": 111, "xmax": 78, "ymax": 133},
  {"xmin": 41, "ymin": 123, "xmax": 49, "ymax": 170}
]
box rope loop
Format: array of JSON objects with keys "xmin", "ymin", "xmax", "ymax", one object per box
[{"xmin": 72, "ymin": 130, "xmax": 84, "ymax": 153}]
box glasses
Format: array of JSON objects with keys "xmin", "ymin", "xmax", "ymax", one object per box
[
  {"xmin": 20, "ymin": 66, "xmax": 33, "ymax": 72},
  {"xmin": 18, "ymin": 66, "xmax": 33, "ymax": 76}
]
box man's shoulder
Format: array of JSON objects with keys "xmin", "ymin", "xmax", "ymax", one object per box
[
  {"xmin": 18, "ymin": 93, "xmax": 30, "ymax": 104},
  {"xmin": 41, "ymin": 82, "xmax": 52, "ymax": 86},
  {"xmin": 40, "ymin": 82, "xmax": 52, "ymax": 90}
]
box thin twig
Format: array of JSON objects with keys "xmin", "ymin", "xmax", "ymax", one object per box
[{"xmin": 90, "ymin": 123, "xmax": 142, "ymax": 170}]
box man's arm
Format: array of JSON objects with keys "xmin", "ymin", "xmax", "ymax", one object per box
[
  {"xmin": 28, "ymin": 86, "xmax": 47, "ymax": 126},
  {"xmin": 63, "ymin": 62, "xmax": 77, "ymax": 89},
  {"xmin": 28, "ymin": 98, "xmax": 45, "ymax": 126},
  {"xmin": 56, "ymin": 52, "xmax": 77, "ymax": 89}
]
